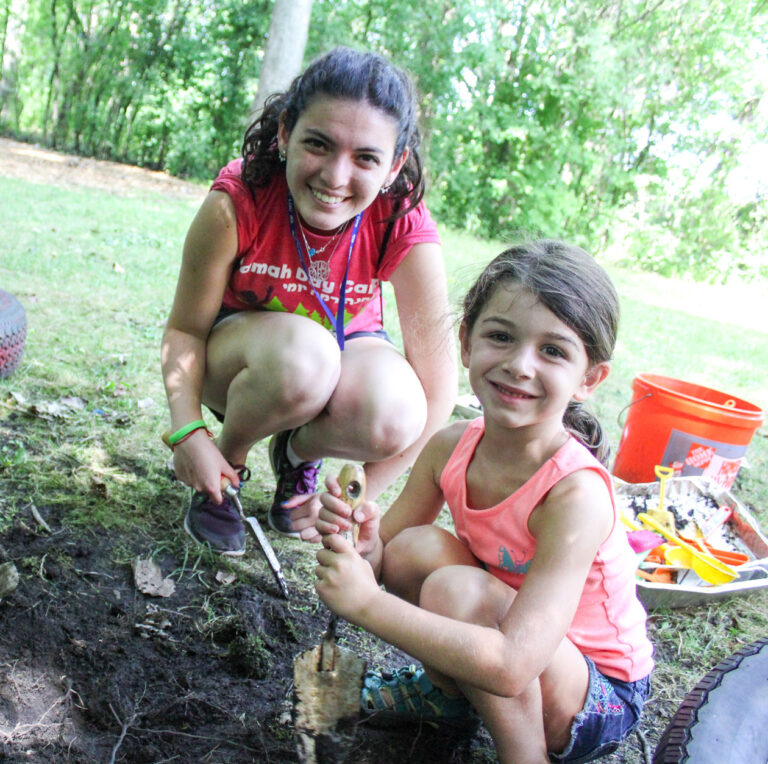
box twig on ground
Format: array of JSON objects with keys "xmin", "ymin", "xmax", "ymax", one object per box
[
  {"xmin": 0, "ymin": 692, "xmax": 69, "ymax": 744},
  {"xmin": 63, "ymin": 675, "xmax": 86, "ymax": 710},
  {"xmin": 0, "ymin": 660, "xmax": 22, "ymax": 699},
  {"xmin": 108, "ymin": 702, "xmax": 137, "ymax": 764},
  {"xmin": 38, "ymin": 553, "xmax": 48, "ymax": 581},
  {"xmin": 141, "ymin": 726, "xmax": 261, "ymax": 752},
  {"xmin": 636, "ymin": 728, "xmax": 653, "ymax": 764},
  {"xmin": 108, "ymin": 689, "xmax": 146, "ymax": 764},
  {"xmin": 29, "ymin": 503, "xmax": 52, "ymax": 533}
]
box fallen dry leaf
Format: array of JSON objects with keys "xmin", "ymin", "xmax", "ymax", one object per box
[{"xmin": 132, "ymin": 557, "xmax": 176, "ymax": 598}]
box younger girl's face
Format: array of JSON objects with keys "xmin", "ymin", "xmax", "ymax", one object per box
[
  {"xmin": 460, "ymin": 283, "xmax": 609, "ymax": 432},
  {"xmin": 278, "ymin": 97, "xmax": 408, "ymax": 232}
]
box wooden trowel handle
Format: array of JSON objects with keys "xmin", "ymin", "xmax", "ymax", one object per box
[
  {"xmin": 338, "ymin": 463, "xmax": 365, "ymax": 544},
  {"xmin": 321, "ymin": 462, "xmax": 366, "ymax": 668}
]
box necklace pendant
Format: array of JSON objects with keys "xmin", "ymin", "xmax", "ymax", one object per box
[
  {"xmin": 308, "ymin": 248, "xmax": 316, "ymax": 258},
  {"xmin": 309, "ymin": 260, "xmax": 331, "ymax": 286}
]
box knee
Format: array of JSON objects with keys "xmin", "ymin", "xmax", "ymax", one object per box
[
  {"xmin": 421, "ymin": 567, "xmax": 511, "ymax": 627},
  {"xmin": 369, "ymin": 412, "xmax": 425, "ymax": 459},
  {"xmin": 383, "ymin": 525, "xmax": 432, "ymax": 568},
  {"xmin": 348, "ymin": 390, "xmax": 427, "ymax": 460},
  {"xmin": 382, "ymin": 525, "xmax": 472, "ymax": 602},
  {"xmin": 381, "ymin": 526, "xmax": 429, "ymax": 599},
  {"xmin": 420, "ymin": 568, "xmax": 477, "ymax": 617},
  {"xmin": 264, "ymin": 328, "xmax": 341, "ymax": 411}
]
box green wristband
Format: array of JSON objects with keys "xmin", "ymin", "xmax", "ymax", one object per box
[{"xmin": 168, "ymin": 419, "xmax": 208, "ymax": 446}]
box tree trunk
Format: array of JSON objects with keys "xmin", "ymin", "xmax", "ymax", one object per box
[{"xmin": 248, "ymin": 0, "xmax": 313, "ymax": 122}]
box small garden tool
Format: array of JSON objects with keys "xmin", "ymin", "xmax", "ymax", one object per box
[
  {"xmin": 647, "ymin": 464, "xmax": 676, "ymax": 535},
  {"xmin": 221, "ymin": 476, "xmax": 289, "ymax": 598},
  {"xmin": 293, "ymin": 463, "xmax": 367, "ymax": 764},
  {"xmin": 638, "ymin": 512, "xmax": 737, "ymax": 585}
]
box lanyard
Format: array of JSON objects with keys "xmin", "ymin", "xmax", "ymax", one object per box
[{"xmin": 287, "ymin": 194, "xmax": 362, "ymax": 351}]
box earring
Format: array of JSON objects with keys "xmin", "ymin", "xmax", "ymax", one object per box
[
  {"xmin": 279, "ymin": 149, "xmax": 286, "ymax": 163},
  {"xmin": 380, "ymin": 184, "xmax": 390, "ymax": 195}
]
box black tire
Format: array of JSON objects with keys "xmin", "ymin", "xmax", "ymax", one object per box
[
  {"xmin": 653, "ymin": 636, "xmax": 768, "ymax": 763},
  {"xmin": 0, "ymin": 289, "xmax": 27, "ymax": 379}
]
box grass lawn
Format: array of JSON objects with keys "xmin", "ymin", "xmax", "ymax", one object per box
[{"xmin": 1, "ymin": 154, "xmax": 767, "ymax": 761}]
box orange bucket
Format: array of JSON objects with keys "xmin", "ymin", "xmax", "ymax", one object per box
[{"xmin": 612, "ymin": 374, "xmax": 764, "ymax": 488}]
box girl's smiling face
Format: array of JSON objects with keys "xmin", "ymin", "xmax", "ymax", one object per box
[
  {"xmin": 460, "ymin": 283, "xmax": 609, "ymax": 433},
  {"xmin": 278, "ymin": 97, "xmax": 408, "ymax": 232}
]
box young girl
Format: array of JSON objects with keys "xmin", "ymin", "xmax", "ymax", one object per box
[
  {"xmin": 161, "ymin": 47, "xmax": 456, "ymax": 554},
  {"xmin": 315, "ymin": 240, "xmax": 654, "ymax": 763}
]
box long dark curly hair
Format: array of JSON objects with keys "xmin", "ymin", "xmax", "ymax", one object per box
[
  {"xmin": 241, "ymin": 46, "xmax": 425, "ymax": 218},
  {"xmin": 462, "ymin": 240, "xmax": 620, "ymax": 465}
]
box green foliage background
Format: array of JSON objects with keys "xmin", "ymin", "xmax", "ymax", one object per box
[{"xmin": 1, "ymin": 0, "xmax": 766, "ymax": 281}]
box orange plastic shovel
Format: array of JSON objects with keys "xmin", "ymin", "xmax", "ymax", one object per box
[
  {"xmin": 686, "ymin": 537, "xmax": 749, "ymax": 567},
  {"xmin": 638, "ymin": 512, "xmax": 737, "ymax": 585}
]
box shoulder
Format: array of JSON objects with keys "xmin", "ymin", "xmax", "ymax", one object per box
[
  {"xmin": 533, "ymin": 466, "xmax": 613, "ymax": 543},
  {"xmin": 421, "ymin": 419, "xmax": 474, "ymax": 474},
  {"xmin": 392, "ymin": 198, "xmax": 439, "ymax": 239},
  {"xmin": 210, "ymin": 161, "xmax": 285, "ymax": 209},
  {"xmin": 433, "ymin": 418, "xmax": 474, "ymax": 450},
  {"xmin": 210, "ymin": 159, "xmax": 245, "ymax": 193},
  {"xmin": 208, "ymin": 170, "xmax": 288, "ymax": 253},
  {"xmin": 548, "ymin": 466, "xmax": 611, "ymax": 505},
  {"xmin": 366, "ymin": 195, "xmax": 439, "ymax": 240},
  {"xmin": 187, "ymin": 190, "xmax": 237, "ymax": 241}
]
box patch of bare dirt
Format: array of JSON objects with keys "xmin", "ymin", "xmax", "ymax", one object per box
[
  {"xmin": 0, "ymin": 137, "xmax": 207, "ymax": 200},
  {"xmin": 0, "ymin": 482, "xmax": 499, "ymax": 763}
]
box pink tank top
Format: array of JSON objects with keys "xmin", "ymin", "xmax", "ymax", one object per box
[{"xmin": 440, "ymin": 418, "xmax": 654, "ymax": 682}]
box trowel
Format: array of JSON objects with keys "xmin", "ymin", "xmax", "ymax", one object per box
[{"xmin": 293, "ymin": 463, "xmax": 367, "ymax": 764}]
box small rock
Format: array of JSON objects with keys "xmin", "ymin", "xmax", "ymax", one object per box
[{"xmin": 0, "ymin": 561, "xmax": 19, "ymax": 598}]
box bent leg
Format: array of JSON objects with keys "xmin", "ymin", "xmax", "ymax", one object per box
[
  {"xmin": 381, "ymin": 524, "xmax": 481, "ymax": 604},
  {"xmin": 202, "ymin": 312, "xmax": 341, "ymax": 464},
  {"xmin": 205, "ymin": 324, "xmax": 428, "ymax": 490},
  {"xmin": 419, "ymin": 567, "xmax": 589, "ymax": 764},
  {"xmin": 293, "ymin": 336, "xmax": 427, "ymax": 472}
]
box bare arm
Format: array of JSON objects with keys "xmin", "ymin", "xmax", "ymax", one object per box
[
  {"xmin": 161, "ymin": 190, "xmax": 240, "ymax": 501},
  {"xmin": 362, "ymin": 242, "xmax": 458, "ymax": 498},
  {"xmin": 378, "ymin": 420, "xmax": 467, "ymax": 544},
  {"xmin": 317, "ymin": 468, "xmax": 613, "ymax": 697}
]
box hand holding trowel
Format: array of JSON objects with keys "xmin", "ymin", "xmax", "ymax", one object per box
[
  {"xmin": 293, "ymin": 463, "xmax": 367, "ymax": 764},
  {"xmin": 161, "ymin": 431, "xmax": 289, "ymax": 598}
]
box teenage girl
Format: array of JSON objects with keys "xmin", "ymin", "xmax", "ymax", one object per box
[
  {"xmin": 161, "ymin": 47, "xmax": 457, "ymax": 554},
  {"xmin": 315, "ymin": 240, "xmax": 653, "ymax": 763}
]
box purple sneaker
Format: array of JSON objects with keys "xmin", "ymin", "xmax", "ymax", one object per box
[
  {"xmin": 183, "ymin": 467, "xmax": 249, "ymax": 556},
  {"xmin": 268, "ymin": 429, "xmax": 321, "ymax": 537}
]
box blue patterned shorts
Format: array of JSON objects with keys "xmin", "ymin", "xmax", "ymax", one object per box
[{"xmin": 549, "ymin": 656, "xmax": 651, "ymax": 763}]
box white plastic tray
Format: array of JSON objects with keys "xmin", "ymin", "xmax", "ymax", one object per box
[{"xmin": 615, "ymin": 476, "xmax": 768, "ymax": 609}]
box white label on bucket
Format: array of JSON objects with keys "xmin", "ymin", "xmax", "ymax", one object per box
[
  {"xmin": 706, "ymin": 454, "xmax": 742, "ymax": 488},
  {"xmin": 661, "ymin": 429, "xmax": 746, "ymax": 489}
]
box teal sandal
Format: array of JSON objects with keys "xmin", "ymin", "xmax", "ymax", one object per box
[{"xmin": 361, "ymin": 665, "xmax": 479, "ymax": 732}]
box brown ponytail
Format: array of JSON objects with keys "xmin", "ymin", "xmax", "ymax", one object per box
[{"xmin": 564, "ymin": 402, "xmax": 611, "ymax": 466}]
